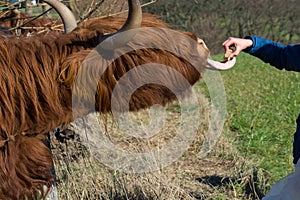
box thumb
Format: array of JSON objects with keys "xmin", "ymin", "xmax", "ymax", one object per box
[{"xmin": 231, "ymin": 47, "xmax": 242, "ymax": 57}]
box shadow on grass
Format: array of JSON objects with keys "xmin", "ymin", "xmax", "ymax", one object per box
[{"xmin": 196, "ymin": 169, "xmax": 267, "ymax": 200}]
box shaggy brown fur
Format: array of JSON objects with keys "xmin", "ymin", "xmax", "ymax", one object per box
[{"xmin": 0, "ymin": 13, "xmax": 208, "ymax": 199}]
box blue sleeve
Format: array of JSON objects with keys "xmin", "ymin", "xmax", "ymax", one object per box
[{"xmin": 243, "ymin": 36, "xmax": 300, "ymax": 72}]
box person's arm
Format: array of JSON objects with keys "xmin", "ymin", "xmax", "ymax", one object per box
[{"xmin": 223, "ymin": 36, "xmax": 300, "ymax": 72}]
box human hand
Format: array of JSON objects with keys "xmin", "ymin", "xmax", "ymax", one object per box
[{"xmin": 222, "ymin": 37, "xmax": 253, "ymax": 60}]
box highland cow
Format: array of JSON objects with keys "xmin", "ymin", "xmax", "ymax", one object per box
[{"xmin": 0, "ymin": 0, "xmax": 234, "ymax": 199}]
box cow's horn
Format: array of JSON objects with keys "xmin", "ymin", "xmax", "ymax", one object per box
[
  {"xmin": 43, "ymin": 0, "xmax": 77, "ymax": 33},
  {"xmin": 117, "ymin": 0, "xmax": 142, "ymax": 32},
  {"xmin": 100, "ymin": 0, "xmax": 142, "ymax": 50},
  {"xmin": 206, "ymin": 57, "xmax": 236, "ymax": 70}
]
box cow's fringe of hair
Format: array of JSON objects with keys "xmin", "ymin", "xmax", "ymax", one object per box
[
  {"xmin": 59, "ymin": 27, "xmax": 207, "ymax": 114},
  {"xmin": 0, "ymin": 13, "xmax": 208, "ymax": 199}
]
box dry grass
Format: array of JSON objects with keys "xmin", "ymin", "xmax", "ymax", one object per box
[{"xmin": 50, "ymin": 90, "xmax": 269, "ymax": 199}]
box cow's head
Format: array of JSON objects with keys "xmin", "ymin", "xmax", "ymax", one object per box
[{"xmin": 48, "ymin": 0, "xmax": 235, "ymax": 71}]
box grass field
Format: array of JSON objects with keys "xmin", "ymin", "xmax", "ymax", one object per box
[{"xmin": 217, "ymin": 52, "xmax": 300, "ymax": 184}]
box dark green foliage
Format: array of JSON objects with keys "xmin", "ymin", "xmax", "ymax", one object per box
[{"xmin": 144, "ymin": 0, "xmax": 300, "ymax": 54}]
